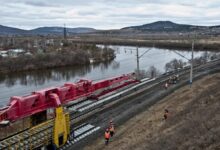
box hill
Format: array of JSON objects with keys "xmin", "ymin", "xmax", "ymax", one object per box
[
  {"xmin": 0, "ymin": 25, "xmax": 96, "ymax": 35},
  {"xmin": 30, "ymin": 27, "xmax": 97, "ymax": 35},
  {"xmin": 121, "ymin": 21, "xmax": 209, "ymax": 31},
  {"xmin": 0, "ymin": 25, "xmax": 28, "ymax": 35}
]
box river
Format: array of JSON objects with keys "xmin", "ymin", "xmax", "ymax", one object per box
[{"xmin": 0, "ymin": 46, "xmax": 211, "ymax": 105}]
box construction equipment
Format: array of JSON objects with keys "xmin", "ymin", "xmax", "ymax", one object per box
[
  {"xmin": 0, "ymin": 73, "xmax": 138, "ymax": 149},
  {"xmin": 0, "ymin": 73, "xmax": 137, "ymax": 124}
]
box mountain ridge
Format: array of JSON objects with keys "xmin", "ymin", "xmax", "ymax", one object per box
[
  {"xmin": 1, "ymin": 21, "xmax": 220, "ymax": 35},
  {"xmin": 121, "ymin": 21, "xmax": 210, "ymax": 31},
  {"xmin": 0, "ymin": 25, "xmax": 97, "ymax": 35}
]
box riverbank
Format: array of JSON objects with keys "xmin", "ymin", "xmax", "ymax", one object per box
[
  {"xmin": 70, "ymin": 37, "xmax": 220, "ymax": 51},
  {"xmin": 0, "ymin": 44, "xmax": 115, "ymax": 73},
  {"xmin": 83, "ymin": 73, "xmax": 220, "ymax": 150}
]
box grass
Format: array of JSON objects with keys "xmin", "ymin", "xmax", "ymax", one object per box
[{"xmin": 83, "ymin": 73, "xmax": 220, "ymax": 150}]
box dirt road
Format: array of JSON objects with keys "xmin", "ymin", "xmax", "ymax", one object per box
[{"xmin": 83, "ymin": 73, "xmax": 220, "ymax": 150}]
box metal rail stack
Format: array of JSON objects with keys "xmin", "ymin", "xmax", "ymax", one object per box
[{"xmin": 0, "ymin": 120, "xmax": 53, "ymax": 149}]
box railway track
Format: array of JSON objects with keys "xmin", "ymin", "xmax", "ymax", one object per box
[
  {"xmin": 1, "ymin": 59, "xmax": 220, "ymax": 150},
  {"xmin": 67, "ymin": 59, "xmax": 220, "ymax": 123},
  {"xmin": 67, "ymin": 59, "xmax": 220, "ymax": 150},
  {"xmin": 59, "ymin": 123, "xmax": 100, "ymax": 150},
  {"xmin": 0, "ymin": 120, "xmax": 53, "ymax": 149}
]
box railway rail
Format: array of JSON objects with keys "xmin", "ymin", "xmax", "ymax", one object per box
[
  {"xmin": 0, "ymin": 59, "xmax": 220, "ymax": 149},
  {"xmin": 68, "ymin": 59, "xmax": 220, "ymax": 150}
]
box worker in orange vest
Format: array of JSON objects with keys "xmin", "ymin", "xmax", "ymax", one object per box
[
  {"xmin": 105, "ymin": 128, "xmax": 110, "ymax": 145},
  {"xmin": 164, "ymin": 82, "xmax": 168, "ymax": 89},
  {"xmin": 109, "ymin": 120, "xmax": 115, "ymax": 137},
  {"xmin": 164, "ymin": 109, "xmax": 169, "ymax": 120}
]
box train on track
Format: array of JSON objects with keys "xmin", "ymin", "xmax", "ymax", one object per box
[{"xmin": 0, "ymin": 73, "xmax": 138, "ymax": 149}]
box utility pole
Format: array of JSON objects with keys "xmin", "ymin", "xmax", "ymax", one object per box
[
  {"xmin": 190, "ymin": 40, "xmax": 194, "ymax": 87},
  {"xmin": 135, "ymin": 47, "xmax": 151, "ymax": 80},
  {"xmin": 136, "ymin": 47, "xmax": 140, "ymax": 80},
  {"xmin": 125, "ymin": 47, "xmax": 151, "ymax": 80},
  {"xmin": 64, "ymin": 24, "xmax": 67, "ymax": 40}
]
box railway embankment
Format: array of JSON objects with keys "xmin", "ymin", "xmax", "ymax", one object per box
[
  {"xmin": 66, "ymin": 60, "xmax": 220, "ymax": 150},
  {"xmin": 82, "ymin": 72, "xmax": 220, "ymax": 150}
]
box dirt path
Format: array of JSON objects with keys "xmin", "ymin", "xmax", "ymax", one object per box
[{"xmin": 83, "ymin": 73, "xmax": 220, "ymax": 150}]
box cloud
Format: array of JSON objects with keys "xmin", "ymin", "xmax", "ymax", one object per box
[
  {"xmin": 24, "ymin": 1, "xmax": 58, "ymax": 7},
  {"xmin": 1, "ymin": 0, "xmax": 220, "ymax": 29}
]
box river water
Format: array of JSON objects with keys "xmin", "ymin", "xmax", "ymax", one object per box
[{"xmin": 0, "ymin": 46, "xmax": 209, "ymax": 105}]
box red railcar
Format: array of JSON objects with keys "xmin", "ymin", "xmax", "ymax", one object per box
[{"xmin": 0, "ymin": 73, "xmax": 138, "ymax": 123}]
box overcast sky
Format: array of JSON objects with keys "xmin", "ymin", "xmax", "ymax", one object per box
[{"xmin": 1, "ymin": 0, "xmax": 220, "ymax": 29}]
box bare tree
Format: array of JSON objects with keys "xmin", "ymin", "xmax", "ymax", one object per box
[
  {"xmin": 146, "ymin": 66, "xmax": 160, "ymax": 78},
  {"xmin": 165, "ymin": 59, "xmax": 185, "ymax": 72}
]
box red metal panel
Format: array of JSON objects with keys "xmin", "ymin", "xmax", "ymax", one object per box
[{"xmin": 0, "ymin": 73, "xmax": 138, "ymax": 123}]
